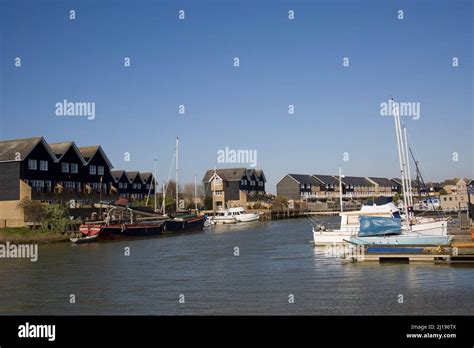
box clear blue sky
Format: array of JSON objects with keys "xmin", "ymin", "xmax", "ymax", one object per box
[{"xmin": 0, "ymin": 0, "xmax": 472, "ymax": 193}]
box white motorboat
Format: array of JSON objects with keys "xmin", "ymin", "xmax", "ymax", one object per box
[
  {"xmin": 211, "ymin": 207, "xmax": 260, "ymax": 224},
  {"xmin": 229, "ymin": 207, "xmax": 260, "ymax": 222}
]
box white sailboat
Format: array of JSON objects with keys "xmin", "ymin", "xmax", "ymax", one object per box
[{"xmin": 313, "ymin": 99, "xmax": 449, "ymax": 245}]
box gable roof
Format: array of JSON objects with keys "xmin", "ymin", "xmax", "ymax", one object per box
[
  {"xmin": 337, "ymin": 176, "xmax": 373, "ymax": 186},
  {"xmin": 202, "ymin": 168, "xmax": 247, "ymax": 182},
  {"xmin": 126, "ymin": 171, "xmax": 145, "ymax": 184},
  {"xmin": 49, "ymin": 141, "xmax": 87, "ymax": 164},
  {"xmin": 287, "ymin": 174, "xmax": 313, "ymax": 185},
  {"xmin": 312, "ymin": 174, "xmax": 338, "ymax": 186},
  {"xmin": 139, "ymin": 172, "xmax": 154, "ymax": 182},
  {"xmin": 368, "ymin": 177, "xmax": 394, "ymax": 186},
  {"xmin": 78, "ymin": 145, "xmax": 113, "ymax": 169},
  {"xmin": 110, "ymin": 170, "xmax": 131, "ymax": 183},
  {"xmin": 0, "ymin": 137, "xmax": 57, "ymax": 162}
]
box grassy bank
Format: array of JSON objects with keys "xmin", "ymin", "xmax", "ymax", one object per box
[{"xmin": 0, "ymin": 227, "xmax": 70, "ymax": 244}]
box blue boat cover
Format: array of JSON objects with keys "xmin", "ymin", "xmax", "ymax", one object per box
[{"xmin": 358, "ymin": 216, "xmax": 401, "ymax": 236}]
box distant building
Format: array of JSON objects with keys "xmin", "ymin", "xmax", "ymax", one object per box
[
  {"xmin": 277, "ymin": 173, "xmax": 400, "ymax": 201},
  {"xmin": 276, "ymin": 174, "xmax": 316, "ymax": 201},
  {"xmin": 202, "ymin": 168, "xmax": 266, "ymax": 208}
]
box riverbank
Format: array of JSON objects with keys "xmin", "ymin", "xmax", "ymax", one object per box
[{"xmin": 0, "ymin": 227, "xmax": 70, "ymax": 244}]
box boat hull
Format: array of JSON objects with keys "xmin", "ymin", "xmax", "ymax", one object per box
[
  {"xmin": 349, "ymin": 234, "xmax": 453, "ymax": 246},
  {"xmin": 164, "ymin": 215, "xmax": 205, "ymax": 233},
  {"xmin": 235, "ymin": 214, "xmax": 260, "ymax": 222},
  {"xmin": 313, "ymin": 228, "xmax": 353, "ymax": 245},
  {"xmin": 79, "ymin": 222, "xmax": 164, "ymax": 239}
]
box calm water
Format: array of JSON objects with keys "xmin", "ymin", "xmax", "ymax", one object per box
[{"xmin": 0, "ymin": 218, "xmax": 473, "ymax": 315}]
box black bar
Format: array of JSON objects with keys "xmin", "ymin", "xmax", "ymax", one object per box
[{"xmin": 0, "ymin": 316, "xmax": 472, "ymax": 346}]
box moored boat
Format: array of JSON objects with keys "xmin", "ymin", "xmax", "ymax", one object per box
[
  {"xmin": 164, "ymin": 213, "xmax": 205, "ymax": 233},
  {"xmin": 70, "ymin": 234, "xmax": 99, "ymax": 244}
]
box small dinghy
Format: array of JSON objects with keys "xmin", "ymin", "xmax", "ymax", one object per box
[{"xmin": 70, "ymin": 234, "xmax": 99, "ymax": 244}]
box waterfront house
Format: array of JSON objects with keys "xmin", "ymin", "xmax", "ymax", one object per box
[
  {"xmin": 0, "ymin": 136, "xmax": 156, "ymax": 227},
  {"xmin": 111, "ymin": 170, "xmax": 132, "ymax": 199},
  {"xmin": 336, "ymin": 176, "xmax": 375, "ymax": 197},
  {"xmin": 78, "ymin": 145, "xmax": 115, "ymax": 196},
  {"xmin": 276, "ymin": 174, "xmax": 315, "ymax": 201},
  {"xmin": 311, "ymin": 174, "xmax": 340, "ymax": 198},
  {"xmin": 202, "ymin": 168, "xmax": 266, "ymax": 208},
  {"xmin": 139, "ymin": 172, "xmax": 155, "ymax": 196},
  {"xmin": 0, "ymin": 137, "xmax": 57, "ymax": 226},
  {"xmin": 49, "ymin": 141, "xmax": 87, "ymax": 196},
  {"xmin": 127, "ymin": 171, "xmax": 146, "ymax": 201},
  {"xmin": 367, "ymin": 177, "xmax": 395, "ymax": 197}
]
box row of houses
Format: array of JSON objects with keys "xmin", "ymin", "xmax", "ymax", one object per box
[
  {"xmin": 276, "ymin": 174, "xmax": 453, "ymax": 201},
  {"xmin": 0, "ymin": 137, "xmax": 155, "ymax": 227}
]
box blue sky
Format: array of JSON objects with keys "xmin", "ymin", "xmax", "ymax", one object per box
[{"xmin": 0, "ymin": 0, "xmax": 472, "ymax": 193}]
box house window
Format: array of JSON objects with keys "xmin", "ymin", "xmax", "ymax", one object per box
[
  {"xmin": 31, "ymin": 180, "xmax": 45, "ymax": 192},
  {"xmin": 64, "ymin": 181, "xmax": 75, "ymax": 190},
  {"xmin": 61, "ymin": 162, "xmax": 70, "ymax": 173},
  {"xmin": 301, "ymin": 184, "xmax": 305, "ymax": 189},
  {"xmin": 146, "ymin": 184, "xmax": 150, "ymax": 189},
  {"xmin": 39, "ymin": 160, "xmax": 48, "ymax": 171},
  {"xmin": 28, "ymin": 159, "xmax": 37, "ymax": 170},
  {"xmin": 98, "ymin": 166, "xmax": 104, "ymax": 176},
  {"xmin": 123, "ymin": 183, "xmax": 128, "ymax": 189},
  {"xmin": 119, "ymin": 183, "xmax": 123, "ymax": 189},
  {"xmin": 92, "ymin": 183, "xmax": 100, "ymax": 190},
  {"xmin": 137, "ymin": 184, "xmax": 141, "ymax": 189},
  {"xmin": 89, "ymin": 165, "xmax": 97, "ymax": 175},
  {"xmin": 45, "ymin": 181, "xmax": 52, "ymax": 192},
  {"xmin": 71, "ymin": 163, "xmax": 78, "ymax": 174}
]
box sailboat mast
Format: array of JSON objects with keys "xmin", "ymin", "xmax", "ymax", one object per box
[
  {"xmin": 392, "ymin": 99, "xmax": 410, "ymax": 230},
  {"xmin": 194, "ymin": 174, "xmax": 198, "ymax": 211},
  {"xmin": 175, "ymin": 137, "xmax": 179, "ymax": 212},
  {"xmin": 154, "ymin": 159, "xmax": 157, "ymax": 213},
  {"xmin": 403, "ymin": 126, "xmax": 414, "ymax": 208},
  {"xmin": 339, "ymin": 166, "xmax": 343, "ymax": 213}
]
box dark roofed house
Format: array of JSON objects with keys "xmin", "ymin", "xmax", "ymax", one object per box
[
  {"xmin": 49, "ymin": 142, "xmax": 87, "ymax": 194},
  {"xmin": 0, "ymin": 137, "xmax": 57, "ymax": 200},
  {"xmin": 202, "ymin": 168, "xmax": 266, "ymax": 208},
  {"xmin": 336, "ymin": 176, "xmax": 375, "ymax": 197},
  {"xmin": 276, "ymin": 174, "xmax": 317, "ymax": 200},
  {"xmin": 78, "ymin": 145, "xmax": 114, "ymax": 195},
  {"xmin": 367, "ymin": 177, "xmax": 395, "ymax": 196},
  {"xmin": 312, "ymin": 174, "xmax": 340, "ymax": 198},
  {"xmin": 0, "ymin": 137, "xmax": 159, "ymax": 226},
  {"xmin": 140, "ymin": 172, "xmax": 155, "ymax": 197},
  {"xmin": 111, "ymin": 170, "xmax": 132, "ymax": 199}
]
